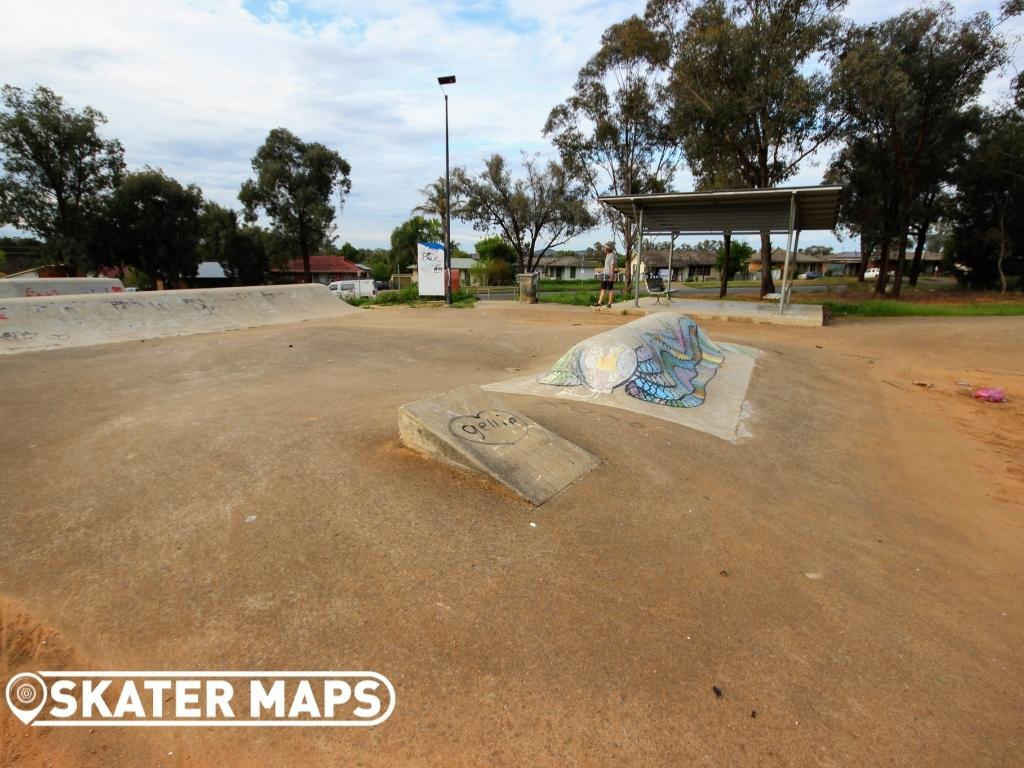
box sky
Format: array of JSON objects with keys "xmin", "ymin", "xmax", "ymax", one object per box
[{"xmin": 1, "ymin": 0, "xmax": 1020, "ymax": 253}]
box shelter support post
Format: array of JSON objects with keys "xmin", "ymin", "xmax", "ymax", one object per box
[
  {"xmin": 667, "ymin": 233, "xmax": 675, "ymax": 304},
  {"xmin": 780, "ymin": 192, "xmax": 798, "ymax": 315},
  {"xmin": 634, "ymin": 207, "xmax": 644, "ymax": 308},
  {"xmin": 786, "ymin": 229, "xmax": 802, "ymax": 312},
  {"xmin": 720, "ymin": 230, "xmax": 731, "ymax": 299}
]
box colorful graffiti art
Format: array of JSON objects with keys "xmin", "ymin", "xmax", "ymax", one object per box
[{"xmin": 536, "ymin": 314, "xmax": 725, "ymax": 407}]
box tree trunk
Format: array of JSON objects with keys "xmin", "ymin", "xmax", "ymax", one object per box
[
  {"xmin": 300, "ymin": 232, "xmax": 312, "ymax": 283},
  {"xmin": 998, "ymin": 208, "xmax": 1008, "ymax": 295},
  {"xmin": 874, "ymin": 239, "xmax": 890, "ymax": 296},
  {"xmin": 857, "ymin": 234, "xmax": 872, "ymax": 281},
  {"xmin": 891, "ymin": 227, "xmax": 909, "ymax": 299},
  {"xmin": 759, "ymin": 231, "xmax": 775, "ymax": 297},
  {"xmin": 719, "ymin": 232, "xmax": 731, "ymax": 299},
  {"xmin": 909, "ymin": 221, "xmax": 929, "ymax": 287}
]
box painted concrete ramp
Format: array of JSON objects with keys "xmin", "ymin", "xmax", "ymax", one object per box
[
  {"xmin": 485, "ymin": 312, "xmax": 759, "ymax": 442},
  {"xmin": 399, "ymin": 387, "xmax": 599, "ymax": 505},
  {"xmin": 0, "ymin": 284, "xmax": 356, "ymax": 354}
]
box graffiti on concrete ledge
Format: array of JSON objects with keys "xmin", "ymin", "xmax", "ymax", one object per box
[
  {"xmin": 449, "ymin": 410, "xmax": 530, "ymax": 444},
  {"xmin": 537, "ymin": 314, "xmax": 725, "ymax": 407}
]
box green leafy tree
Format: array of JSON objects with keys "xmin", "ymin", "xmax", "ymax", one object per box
[
  {"xmin": 226, "ymin": 225, "xmax": 276, "ymax": 285},
  {"xmin": 196, "ymin": 202, "xmax": 277, "ymax": 284},
  {"xmin": 459, "ymin": 153, "xmax": 597, "ymax": 274},
  {"xmin": 717, "ymin": 239, "xmax": 754, "ymax": 279},
  {"xmin": 105, "ymin": 169, "xmax": 203, "ymax": 287},
  {"xmin": 0, "ymin": 85, "xmax": 125, "ymax": 274},
  {"xmin": 368, "ymin": 258, "xmax": 391, "ymax": 283},
  {"xmin": 951, "ymin": 107, "xmax": 1024, "ymax": 292},
  {"xmin": 0, "ymin": 235, "xmax": 45, "ymax": 273},
  {"xmin": 648, "ymin": 0, "xmax": 846, "ymax": 297},
  {"xmin": 906, "ymin": 190, "xmax": 955, "ymax": 286},
  {"xmin": 239, "ymin": 128, "xmax": 351, "ymax": 284},
  {"xmin": 544, "ymin": 15, "xmax": 680, "ymax": 286},
  {"xmin": 389, "ymin": 216, "xmax": 443, "ymax": 275},
  {"xmin": 474, "ymin": 234, "xmax": 517, "ymax": 264},
  {"xmin": 802, "ymin": 245, "xmax": 833, "ymax": 255},
  {"xmin": 197, "ymin": 202, "xmax": 238, "ymax": 266},
  {"xmin": 831, "ymin": 3, "xmax": 1004, "ymax": 296},
  {"xmin": 692, "ymin": 239, "xmax": 722, "ymax": 252},
  {"xmin": 338, "ymin": 242, "xmax": 359, "ymax": 261},
  {"xmin": 826, "ymin": 139, "xmax": 889, "ymax": 280},
  {"xmin": 470, "ymin": 257, "xmax": 513, "ymax": 287}
]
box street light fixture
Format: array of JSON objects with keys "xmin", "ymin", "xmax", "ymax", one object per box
[{"xmin": 437, "ymin": 75, "xmax": 456, "ymax": 305}]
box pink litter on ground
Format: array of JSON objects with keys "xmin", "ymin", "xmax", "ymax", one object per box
[{"xmin": 972, "ymin": 388, "xmax": 1006, "ymax": 402}]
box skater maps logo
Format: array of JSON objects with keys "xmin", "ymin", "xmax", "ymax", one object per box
[{"xmin": 5, "ymin": 671, "xmax": 394, "ymax": 727}]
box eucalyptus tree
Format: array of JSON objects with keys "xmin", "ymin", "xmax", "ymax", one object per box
[
  {"xmin": 459, "ymin": 153, "xmax": 597, "ymax": 275},
  {"xmin": 952, "ymin": 107, "xmax": 1024, "ymax": 293},
  {"xmin": 544, "ymin": 15, "xmax": 681, "ymax": 289},
  {"xmin": 647, "ymin": 0, "xmax": 846, "ymax": 296},
  {"xmin": 831, "ymin": 3, "xmax": 1004, "ymax": 296},
  {"xmin": 239, "ymin": 128, "xmax": 351, "ymax": 283},
  {"xmin": 105, "ymin": 169, "xmax": 203, "ymax": 287},
  {"xmin": 0, "ymin": 85, "xmax": 125, "ymax": 274}
]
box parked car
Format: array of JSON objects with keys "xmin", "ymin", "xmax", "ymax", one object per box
[
  {"xmin": 328, "ymin": 279, "xmax": 376, "ymax": 299},
  {"xmin": 797, "ymin": 270, "xmax": 822, "ymax": 280},
  {"xmin": 864, "ymin": 267, "xmax": 880, "ymax": 279}
]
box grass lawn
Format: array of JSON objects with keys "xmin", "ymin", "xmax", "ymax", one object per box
[
  {"xmin": 349, "ymin": 286, "xmax": 477, "ymax": 308},
  {"xmin": 538, "ymin": 292, "xmax": 604, "ymax": 306},
  {"xmin": 823, "ymin": 300, "xmax": 1024, "ymax": 317}
]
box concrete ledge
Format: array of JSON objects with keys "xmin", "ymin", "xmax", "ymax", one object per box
[
  {"xmin": 612, "ymin": 297, "xmax": 823, "ymax": 327},
  {"xmin": 399, "ymin": 387, "xmax": 599, "ymax": 505}
]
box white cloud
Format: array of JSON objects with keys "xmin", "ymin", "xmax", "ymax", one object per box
[{"xmin": 1, "ymin": 0, "xmax": 1019, "ymax": 251}]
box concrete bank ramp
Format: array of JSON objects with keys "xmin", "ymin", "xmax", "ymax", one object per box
[
  {"xmin": 0, "ymin": 277, "xmax": 124, "ymax": 298},
  {"xmin": 399, "ymin": 387, "xmax": 599, "ymax": 505},
  {"xmin": 0, "ymin": 284, "xmax": 356, "ymax": 354}
]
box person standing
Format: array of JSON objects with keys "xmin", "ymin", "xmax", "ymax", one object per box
[{"xmin": 596, "ymin": 242, "xmax": 617, "ymax": 308}]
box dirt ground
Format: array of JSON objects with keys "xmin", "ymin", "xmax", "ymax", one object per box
[{"xmin": 1, "ymin": 303, "xmax": 1022, "ymax": 767}]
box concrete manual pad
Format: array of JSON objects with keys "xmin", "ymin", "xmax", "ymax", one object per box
[
  {"xmin": 614, "ymin": 296, "xmax": 823, "ymax": 327},
  {"xmin": 484, "ymin": 313, "xmax": 759, "ymax": 442},
  {"xmin": 398, "ymin": 386, "xmax": 599, "ymax": 505}
]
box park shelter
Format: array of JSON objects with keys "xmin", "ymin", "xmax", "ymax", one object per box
[{"xmin": 598, "ymin": 185, "xmax": 843, "ymax": 313}]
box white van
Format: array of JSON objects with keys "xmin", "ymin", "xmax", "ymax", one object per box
[{"xmin": 328, "ymin": 279, "xmax": 377, "ymax": 299}]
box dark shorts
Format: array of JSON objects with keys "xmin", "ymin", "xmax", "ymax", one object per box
[{"xmin": 600, "ymin": 278, "xmax": 615, "ymax": 291}]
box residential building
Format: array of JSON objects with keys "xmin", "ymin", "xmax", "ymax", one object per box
[
  {"xmin": 748, "ymin": 249, "xmax": 945, "ymax": 278},
  {"xmin": 271, "ymin": 255, "xmax": 369, "ymax": 284},
  {"xmin": 537, "ymin": 251, "xmax": 604, "ymax": 280}
]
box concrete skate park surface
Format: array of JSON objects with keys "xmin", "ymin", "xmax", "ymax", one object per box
[
  {"xmin": 0, "ymin": 283, "xmax": 355, "ymax": 354},
  {"xmin": 2, "ymin": 303, "xmax": 1023, "ymax": 767}
]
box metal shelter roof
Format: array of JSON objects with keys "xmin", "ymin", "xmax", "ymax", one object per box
[{"xmin": 598, "ymin": 185, "xmax": 842, "ymax": 235}]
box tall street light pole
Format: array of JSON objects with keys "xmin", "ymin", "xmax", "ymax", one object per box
[{"xmin": 438, "ymin": 75, "xmax": 456, "ymax": 306}]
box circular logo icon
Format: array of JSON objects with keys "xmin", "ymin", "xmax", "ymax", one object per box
[{"xmin": 5, "ymin": 672, "xmax": 48, "ymax": 725}]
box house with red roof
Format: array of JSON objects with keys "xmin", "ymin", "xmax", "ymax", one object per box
[{"xmin": 271, "ymin": 255, "xmax": 369, "ymax": 284}]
